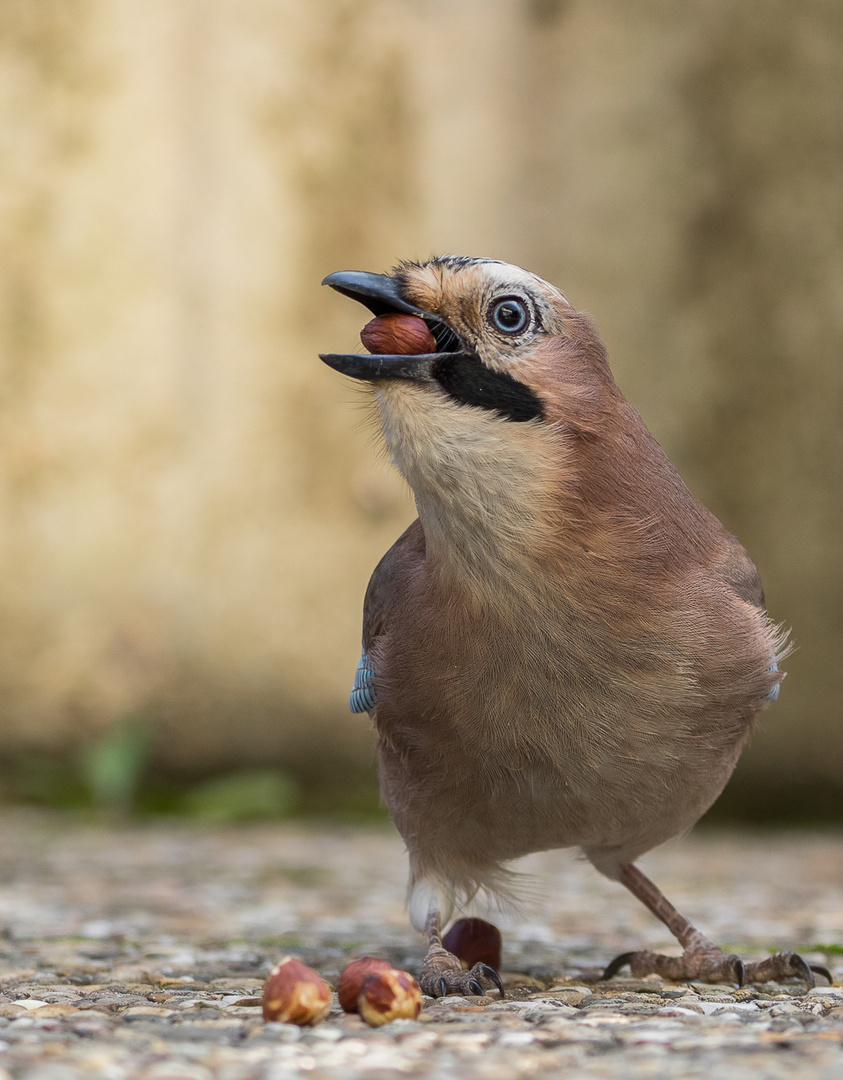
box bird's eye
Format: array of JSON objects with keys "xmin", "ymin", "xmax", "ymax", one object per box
[{"xmin": 489, "ymin": 296, "xmax": 531, "ymax": 335}]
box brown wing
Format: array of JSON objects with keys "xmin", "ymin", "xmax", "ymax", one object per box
[
  {"xmin": 363, "ymin": 518, "xmax": 425, "ymax": 652},
  {"xmin": 349, "ymin": 519, "xmax": 425, "ymax": 713},
  {"xmin": 718, "ymin": 532, "xmax": 766, "ymax": 611}
]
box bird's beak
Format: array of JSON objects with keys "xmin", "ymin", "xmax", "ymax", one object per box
[
  {"xmin": 319, "ymin": 270, "xmax": 468, "ymax": 382},
  {"xmin": 321, "ymin": 270, "xmax": 428, "ymax": 318}
]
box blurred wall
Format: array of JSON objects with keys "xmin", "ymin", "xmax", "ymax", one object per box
[{"xmin": 0, "ymin": 0, "xmax": 840, "ymax": 804}]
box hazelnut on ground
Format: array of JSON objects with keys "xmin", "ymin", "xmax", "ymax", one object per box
[
  {"xmin": 337, "ymin": 956, "xmax": 394, "ymax": 1013},
  {"xmin": 442, "ymin": 917, "xmax": 503, "ymax": 971},
  {"xmin": 262, "ymin": 956, "xmax": 331, "ymax": 1025},
  {"xmin": 357, "ymin": 968, "xmax": 422, "ymax": 1027}
]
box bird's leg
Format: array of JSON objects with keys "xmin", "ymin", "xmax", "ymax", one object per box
[
  {"xmin": 603, "ymin": 863, "xmax": 831, "ymax": 988},
  {"xmin": 418, "ymin": 911, "xmax": 504, "ymax": 998}
]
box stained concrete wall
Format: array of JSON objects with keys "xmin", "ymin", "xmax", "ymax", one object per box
[{"xmin": 0, "ymin": 0, "xmax": 840, "ymax": 805}]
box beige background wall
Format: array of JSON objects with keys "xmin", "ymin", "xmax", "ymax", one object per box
[{"xmin": 0, "ymin": 1, "xmax": 840, "ymax": 807}]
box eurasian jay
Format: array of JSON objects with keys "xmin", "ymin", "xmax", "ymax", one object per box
[{"xmin": 320, "ymin": 256, "xmax": 828, "ymax": 997}]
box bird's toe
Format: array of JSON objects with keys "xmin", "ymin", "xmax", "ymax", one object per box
[
  {"xmin": 474, "ymin": 962, "xmax": 505, "ymax": 997},
  {"xmin": 603, "ymin": 943, "xmax": 832, "ymax": 989},
  {"xmin": 601, "ymin": 951, "xmax": 639, "ymax": 981},
  {"xmin": 743, "ymin": 951, "xmax": 833, "ymax": 989},
  {"xmin": 419, "ymin": 945, "xmax": 504, "ymax": 998},
  {"xmin": 602, "ymin": 943, "xmax": 746, "ymax": 985}
]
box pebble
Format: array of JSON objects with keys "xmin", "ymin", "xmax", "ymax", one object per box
[
  {"xmin": 0, "ymin": 813, "xmax": 840, "ymax": 1078},
  {"xmin": 121, "ymin": 1006, "xmax": 175, "ymax": 1018}
]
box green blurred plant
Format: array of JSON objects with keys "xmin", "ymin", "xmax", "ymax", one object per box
[
  {"xmin": 181, "ymin": 768, "xmax": 299, "ymax": 823},
  {"xmin": 78, "ymin": 715, "xmax": 150, "ymax": 814},
  {"xmin": 0, "ymin": 741, "xmax": 386, "ymax": 820}
]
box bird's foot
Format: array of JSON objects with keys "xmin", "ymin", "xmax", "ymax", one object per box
[
  {"xmin": 603, "ymin": 930, "xmax": 831, "ymax": 988},
  {"xmin": 742, "ymin": 952, "xmax": 832, "ymax": 987},
  {"xmin": 419, "ymin": 943, "xmax": 504, "ymax": 998}
]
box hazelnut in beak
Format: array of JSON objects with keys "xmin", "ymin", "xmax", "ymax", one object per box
[
  {"xmin": 360, "ymin": 313, "xmax": 437, "ymax": 356},
  {"xmin": 262, "ymin": 956, "xmax": 331, "ymax": 1025}
]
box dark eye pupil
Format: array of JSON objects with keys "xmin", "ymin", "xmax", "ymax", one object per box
[{"xmin": 491, "ymin": 297, "xmax": 529, "ymax": 334}]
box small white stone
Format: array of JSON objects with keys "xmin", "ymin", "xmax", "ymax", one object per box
[
  {"xmin": 306, "ymin": 1026, "xmax": 343, "ymax": 1041},
  {"xmin": 496, "ymin": 1030, "xmax": 536, "ymax": 1046},
  {"xmin": 626, "ymin": 1025, "xmax": 685, "ymax": 1043},
  {"xmin": 694, "ymin": 1001, "xmax": 725, "ymax": 1015},
  {"xmin": 671, "ymin": 998, "xmax": 705, "ymax": 1012},
  {"xmin": 524, "ymin": 1004, "xmax": 577, "ymax": 1022}
]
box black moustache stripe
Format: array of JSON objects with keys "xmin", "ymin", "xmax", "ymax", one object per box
[{"xmin": 433, "ymin": 355, "xmax": 545, "ymax": 423}]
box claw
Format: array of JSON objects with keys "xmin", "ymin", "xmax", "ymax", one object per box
[
  {"xmin": 438, "ymin": 977, "xmax": 448, "ymax": 998},
  {"xmin": 810, "ymin": 963, "xmax": 833, "ymax": 986},
  {"xmin": 478, "ymin": 963, "xmax": 505, "ymax": 998},
  {"xmin": 602, "ymin": 951, "xmax": 635, "ymax": 980},
  {"xmin": 789, "ymin": 954, "xmax": 816, "ymax": 989},
  {"xmin": 600, "ymin": 937, "xmax": 832, "ymax": 990},
  {"xmin": 468, "ymin": 979, "xmax": 483, "ymax": 996}
]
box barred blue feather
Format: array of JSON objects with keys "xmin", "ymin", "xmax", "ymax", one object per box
[
  {"xmin": 350, "ymin": 649, "xmax": 377, "ymax": 713},
  {"xmin": 767, "ymin": 660, "xmax": 780, "ymax": 701}
]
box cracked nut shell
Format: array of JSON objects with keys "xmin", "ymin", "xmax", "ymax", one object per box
[
  {"xmin": 358, "ymin": 968, "xmax": 422, "ymax": 1027},
  {"xmin": 262, "ymin": 956, "xmax": 331, "ymax": 1025},
  {"xmin": 337, "ymin": 956, "xmax": 394, "ymax": 1013}
]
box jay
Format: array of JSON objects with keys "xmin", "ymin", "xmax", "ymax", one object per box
[{"xmin": 320, "ymin": 256, "xmax": 828, "ymax": 997}]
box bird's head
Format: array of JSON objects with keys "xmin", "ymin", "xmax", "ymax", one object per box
[
  {"xmin": 321, "ymin": 255, "xmax": 616, "ymax": 425},
  {"xmin": 320, "ymin": 256, "xmax": 624, "ymax": 576}
]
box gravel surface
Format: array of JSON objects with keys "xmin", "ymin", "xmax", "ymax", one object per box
[{"xmin": 0, "ymin": 810, "xmax": 840, "ymax": 1079}]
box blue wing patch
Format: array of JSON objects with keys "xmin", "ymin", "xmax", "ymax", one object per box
[
  {"xmin": 767, "ymin": 659, "xmax": 780, "ymax": 701},
  {"xmin": 350, "ymin": 649, "xmax": 377, "ymax": 713}
]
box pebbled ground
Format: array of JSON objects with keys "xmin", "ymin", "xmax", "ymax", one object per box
[{"xmin": 0, "ymin": 810, "xmax": 840, "ymax": 1079}]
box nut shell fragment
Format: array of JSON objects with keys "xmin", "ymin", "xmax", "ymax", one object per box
[
  {"xmin": 358, "ymin": 969, "xmax": 422, "ymax": 1027},
  {"xmin": 262, "ymin": 956, "xmax": 331, "ymax": 1025}
]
